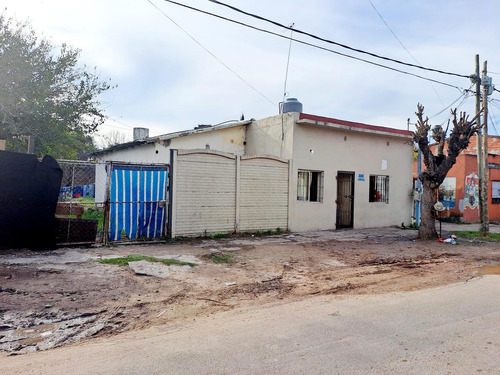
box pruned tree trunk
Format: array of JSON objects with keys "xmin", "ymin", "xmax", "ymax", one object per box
[
  {"xmin": 419, "ymin": 179, "xmax": 438, "ymax": 239},
  {"xmin": 413, "ymin": 104, "xmax": 480, "ymax": 240}
]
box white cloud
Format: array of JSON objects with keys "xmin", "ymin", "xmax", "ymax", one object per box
[{"xmin": 3, "ymin": 0, "xmax": 500, "ymax": 136}]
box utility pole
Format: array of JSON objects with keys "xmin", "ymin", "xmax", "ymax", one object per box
[
  {"xmin": 474, "ymin": 55, "xmax": 484, "ymax": 232},
  {"xmin": 480, "ymin": 61, "xmax": 490, "ymax": 235}
]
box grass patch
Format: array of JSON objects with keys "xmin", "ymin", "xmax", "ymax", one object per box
[
  {"xmin": 210, "ymin": 233, "xmax": 230, "ymax": 239},
  {"xmin": 99, "ymin": 255, "xmax": 197, "ymax": 267},
  {"xmin": 454, "ymin": 231, "xmax": 500, "ymax": 242},
  {"xmin": 208, "ymin": 253, "xmax": 235, "ymax": 264},
  {"xmin": 82, "ymin": 207, "xmax": 104, "ymax": 231}
]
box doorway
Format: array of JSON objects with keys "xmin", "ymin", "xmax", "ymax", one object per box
[{"xmin": 336, "ymin": 171, "xmax": 355, "ymax": 229}]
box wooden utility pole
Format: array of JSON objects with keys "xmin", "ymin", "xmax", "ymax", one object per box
[
  {"xmin": 475, "ymin": 55, "xmax": 484, "ymax": 231},
  {"xmin": 480, "ymin": 61, "xmax": 489, "ymax": 234}
]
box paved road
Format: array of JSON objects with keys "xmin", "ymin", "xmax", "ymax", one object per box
[{"xmin": 2, "ymin": 276, "xmax": 499, "ymax": 375}]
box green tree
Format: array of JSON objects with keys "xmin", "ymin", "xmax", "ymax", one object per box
[{"xmin": 0, "ymin": 14, "xmax": 113, "ymax": 159}]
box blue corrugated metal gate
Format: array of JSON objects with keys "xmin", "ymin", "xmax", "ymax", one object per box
[{"xmin": 108, "ymin": 164, "xmax": 168, "ymax": 241}]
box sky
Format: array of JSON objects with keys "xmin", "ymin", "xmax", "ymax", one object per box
[{"xmin": 3, "ymin": 0, "xmax": 500, "ymax": 144}]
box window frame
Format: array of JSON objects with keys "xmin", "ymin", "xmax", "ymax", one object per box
[
  {"xmin": 369, "ymin": 175, "xmax": 390, "ymax": 203},
  {"xmin": 492, "ymin": 181, "xmax": 500, "ymax": 204},
  {"xmin": 297, "ymin": 170, "xmax": 324, "ymax": 203}
]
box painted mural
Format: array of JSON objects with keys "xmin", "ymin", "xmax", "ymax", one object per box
[
  {"xmin": 464, "ymin": 173, "xmax": 479, "ymax": 209},
  {"xmin": 438, "ymin": 177, "xmax": 456, "ymax": 209}
]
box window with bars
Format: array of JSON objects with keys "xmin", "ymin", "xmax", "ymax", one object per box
[
  {"xmin": 297, "ymin": 170, "xmax": 324, "ymax": 202},
  {"xmin": 369, "ymin": 175, "xmax": 389, "ymax": 203}
]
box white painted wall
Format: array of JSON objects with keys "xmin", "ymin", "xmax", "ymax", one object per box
[
  {"xmin": 289, "ymin": 122, "xmax": 413, "ymax": 231},
  {"xmin": 94, "ymin": 126, "xmax": 246, "ymax": 203}
]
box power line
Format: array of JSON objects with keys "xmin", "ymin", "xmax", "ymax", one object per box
[
  {"xmin": 162, "ymin": 0, "xmax": 463, "ymax": 91},
  {"xmin": 146, "ymin": 0, "xmax": 276, "ymax": 107},
  {"xmin": 487, "ymin": 100, "xmax": 500, "ymax": 135},
  {"xmin": 428, "ymin": 87, "xmax": 472, "ymax": 120},
  {"xmin": 208, "ymin": 0, "xmax": 470, "ymax": 79},
  {"xmin": 368, "ymin": 0, "xmax": 445, "ymax": 106}
]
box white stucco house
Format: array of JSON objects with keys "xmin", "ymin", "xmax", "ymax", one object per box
[{"xmin": 94, "ymin": 105, "xmax": 414, "ymax": 235}]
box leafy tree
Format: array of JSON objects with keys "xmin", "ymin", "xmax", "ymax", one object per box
[
  {"xmin": 0, "ymin": 14, "xmax": 113, "ymax": 159},
  {"xmin": 413, "ymin": 104, "xmax": 479, "ymax": 239}
]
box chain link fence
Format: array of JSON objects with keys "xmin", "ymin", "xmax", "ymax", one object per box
[{"xmin": 55, "ymin": 160, "xmax": 107, "ymax": 245}]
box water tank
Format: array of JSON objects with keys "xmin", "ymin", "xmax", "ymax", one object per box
[
  {"xmin": 133, "ymin": 127, "xmax": 149, "ymax": 141},
  {"xmin": 282, "ymin": 98, "xmax": 303, "ymax": 113}
]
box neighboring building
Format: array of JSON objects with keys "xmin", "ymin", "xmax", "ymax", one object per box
[
  {"xmin": 94, "ymin": 106, "xmax": 414, "ymax": 234},
  {"xmin": 434, "ymin": 135, "xmax": 500, "ymax": 223}
]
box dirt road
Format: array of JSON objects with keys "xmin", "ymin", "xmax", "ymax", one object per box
[{"xmin": 1, "ymin": 224, "xmax": 499, "ymax": 355}]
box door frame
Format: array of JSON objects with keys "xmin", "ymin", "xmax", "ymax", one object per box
[{"xmin": 336, "ymin": 171, "xmax": 355, "ymax": 229}]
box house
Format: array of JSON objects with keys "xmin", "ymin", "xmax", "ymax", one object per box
[
  {"xmin": 434, "ymin": 135, "xmax": 500, "ymax": 223},
  {"xmin": 93, "ymin": 101, "xmax": 414, "ymax": 236},
  {"xmin": 246, "ymin": 111, "xmax": 414, "ymax": 231}
]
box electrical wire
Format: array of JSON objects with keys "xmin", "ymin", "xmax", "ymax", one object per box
[
  {"xmin": 488, "ymin": 111, "xmax": 499, "ymax": 136},
  {"xmin": 487, "ymin": 100, "xmax": 500, "ymax": 135},
  {"xmin": 162, "ymin": 0, "xmax": 464, "ymax": 90},
  {"xmin": 208, "ymin": 0, "xmax": 470, "ymax": 79},
  {"xmin": 146, "ymin": 0, "xmax": 276, "ymax": 107},
  {"xmin": 428, "ymin": 87, "xmax": 471, "ymax": 120},
  {"xmin": 368, "ymin": 0, "xmax": 445, "ymax": 106}
]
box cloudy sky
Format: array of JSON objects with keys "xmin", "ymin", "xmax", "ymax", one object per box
[{"xmin": 3, "ymin": 0, "xmax": 500, "ymax": 143}]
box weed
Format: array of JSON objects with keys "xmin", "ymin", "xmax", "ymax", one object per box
[
  {"xmin": 99, "ymin": 255, "xmax": 197, "ymax": 267},
  {"xmin": 453, "ymin": 231, "xmax": 500, "ymax": 242},
  {"xmin": 208, "ymin": 253, "xmax": 235, "ymax": 264},
  {"xmin": 82, "ymin": 207, "xmax": 104, "ymax": 231},
  {"xmin": 253, "ymin": 228, "xmax": 285, "ymax": 236},
  {"xmin": 211, "ymin": 233, "xmax": 230, "ymax": 239}
]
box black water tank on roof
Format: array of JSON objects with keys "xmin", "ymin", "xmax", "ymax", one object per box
[{"xmin": 282, "ymin": 98, "xmax": 303, "ymax": 113}]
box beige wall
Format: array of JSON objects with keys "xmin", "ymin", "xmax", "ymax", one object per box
[
  {"xmin": 289, "ymin": 122, "xmax": 413, "ymax": 231},
  {"xmin": 245, "ymin": 113, "xmax": 297, "ymax": 159}
]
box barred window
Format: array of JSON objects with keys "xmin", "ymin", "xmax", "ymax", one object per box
[
  {"xmin": 369, "ymin": 175, "xmax": 389, "ymax": 203},
  {"xmin": 297, "ymin": 170, "xmax": 323, "ymax": 202}
]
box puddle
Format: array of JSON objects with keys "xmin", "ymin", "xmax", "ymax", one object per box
[{"xmin": 478, "ymin": 264, "xmax": 500, "ymax": 276}]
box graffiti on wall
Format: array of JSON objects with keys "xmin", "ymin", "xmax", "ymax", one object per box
[
  {"xmin": 464, "ymin": 173, "xmax": 479, "ymax": 209},
  {"xmin": 439, "ymin": 177, "xmax": 456, "ymax": 209}
]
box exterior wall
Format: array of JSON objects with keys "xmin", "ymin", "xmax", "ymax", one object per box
[
  {"xmin": 94, "ymin": 126, "xmax": 246, "ymax": 203},
  {"xmin": 245, "ymin": 113, "xmax": 297, "ymax": 159},
  {"xmin": 289, "ymin": 122, "xmax": 413, "ymax": 231},
  {"xmin": 443, "ymin": 153, "xmax": 500, "ymax": 222}
]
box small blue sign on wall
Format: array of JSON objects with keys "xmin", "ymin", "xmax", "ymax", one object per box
[{"xmin": 358, "ymin": 174, "xmax": 365, "ymax": 181}]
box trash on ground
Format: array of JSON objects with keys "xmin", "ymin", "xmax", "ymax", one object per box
[{"xmin": 225, "ymin": 282, "xmax": 236, "ymax": 286}]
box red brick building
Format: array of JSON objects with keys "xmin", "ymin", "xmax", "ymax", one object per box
[{"xmin": 417, "ymin": 135, "xmax": 500, "ymax": 223}]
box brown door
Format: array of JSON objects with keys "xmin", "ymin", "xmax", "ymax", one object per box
[{"xmin": 336, "ymin": 171, "xmax": 354, "ymax": 229}]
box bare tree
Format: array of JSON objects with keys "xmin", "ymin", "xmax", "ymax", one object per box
[
  {"xmin": 413, "ymin": 104, "xmax": 480, "ymax": 239},
  {"xmin": 99, "ymin": 129, "xmax": 130, "ymax": 149}
]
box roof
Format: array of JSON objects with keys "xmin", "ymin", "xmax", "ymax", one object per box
[
  {"xmin": 93, "ymin": 119, "xmax": 252, "ymax": 156},
  {"xmin": 297, "ymin": 113, "xmax": 413, "ymax": 138}
]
